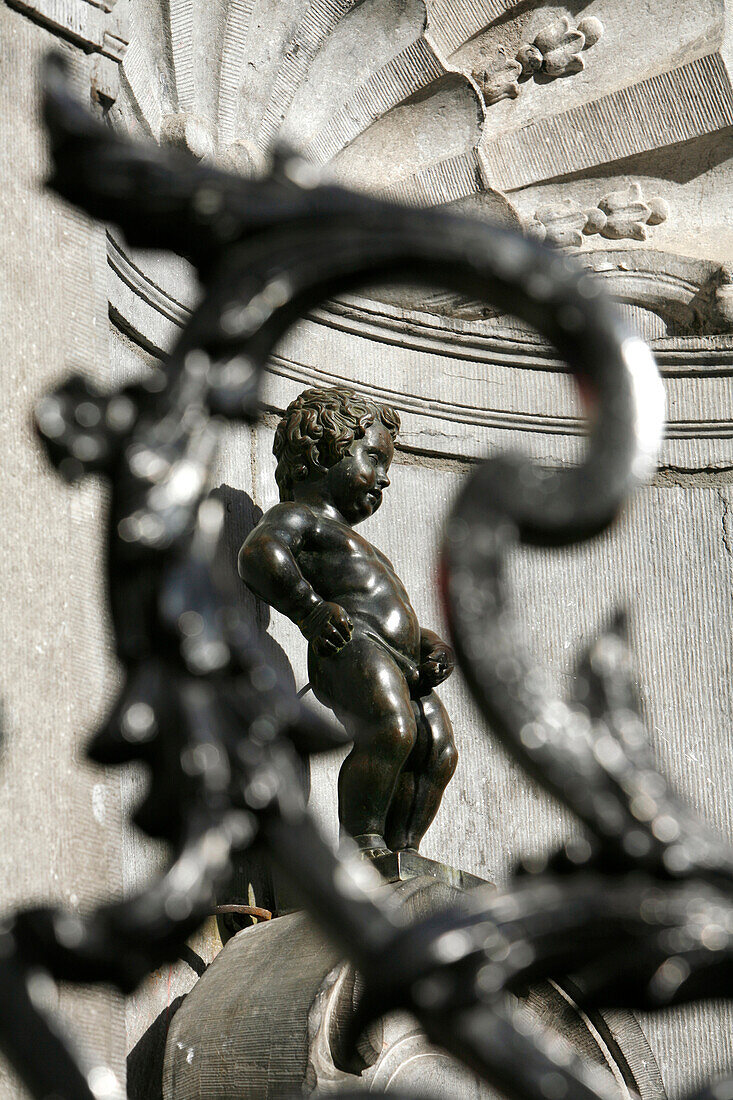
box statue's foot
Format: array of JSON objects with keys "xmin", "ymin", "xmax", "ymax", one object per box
[{"xmin": 353, "ymin": 832, "xmax": 391, "ymax": 858}]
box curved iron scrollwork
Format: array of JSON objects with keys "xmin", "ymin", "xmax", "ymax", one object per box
[{"xmin": 1, "ymin": 50, "xmax": 731, "ymax": 1100}]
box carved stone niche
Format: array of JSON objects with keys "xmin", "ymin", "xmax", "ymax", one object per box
[
  {"xmin": 8, "ymin": 0, "xmax": 732, "ymax": 469},
  {"xmin": 88, "ymin": 0, "xmax": 733, "ymax": 477}
]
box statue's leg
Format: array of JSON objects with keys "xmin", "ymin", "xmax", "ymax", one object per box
[
  {"xmin": 386, "ymin": 691, "xmax": 457, "ymax": 853},
  {"xmin": 383, "ymin": 734, "xmax": 421, "ymax": 852},
  {"xmin": 309, "ymin": 636, "xmax": 417, "ymax": 846}
]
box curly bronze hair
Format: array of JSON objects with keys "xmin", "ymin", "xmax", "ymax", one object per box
[{"xmin": 273, "ymin": 386, "xmax": 400, "ymax": 502}]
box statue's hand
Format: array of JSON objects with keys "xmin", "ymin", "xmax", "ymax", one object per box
[
  {"xmin": 299, "ymin": 602, "xmax": 353, "ymax": 656},
  {"xmin": 418, "ymin": 642, "xmax": 455, "ymax": 689}
]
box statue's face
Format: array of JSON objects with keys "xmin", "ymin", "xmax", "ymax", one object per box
[{"xmin": 326, "ymin": 420, "xmax": 394, "ymax": 524}]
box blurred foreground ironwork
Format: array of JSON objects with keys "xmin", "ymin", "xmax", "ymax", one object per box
[{"xmin": 3, "ymin": 51, "xmax": 732, "ymax": 1100}]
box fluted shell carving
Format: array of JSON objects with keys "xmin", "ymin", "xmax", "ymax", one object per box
[
  {"xmin": 116, "ymin": 0, "xmax": 517, "ymax": 221},
  {"xmin": 111, "ymin": 0, "xmax": 733, "ymax": 342}
]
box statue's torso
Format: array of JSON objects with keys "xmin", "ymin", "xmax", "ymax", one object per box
[{"xmin": 300, "ymin": 514, "xmax": 420, "ymax": 661}]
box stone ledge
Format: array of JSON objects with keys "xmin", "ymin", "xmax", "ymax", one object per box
[{"xmin": 363, "ymin": 848, "xmax": 488, "ymax": 891}]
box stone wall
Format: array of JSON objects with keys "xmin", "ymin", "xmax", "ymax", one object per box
[
  {"xmin": 0, "ymin": 8, "xmax": 124, "ymax": 1093},
  {"xmin": 1, "ymin": 0, "xmax": 732, "ymax": 1095}
]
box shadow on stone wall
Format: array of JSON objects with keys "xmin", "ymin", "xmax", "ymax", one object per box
[
  {"xmin": 127, "ymin": 995, "xmax": 186, "ymax": 1100},
  {"xmin": 210, "ymin": 485, "xmax": 309, "ymax": 934},
  {"xmin": 210, "ymin": 483, "xmax": 298, "ymax": 691}
]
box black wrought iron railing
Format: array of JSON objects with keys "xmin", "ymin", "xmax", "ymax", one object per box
[{"xmin": 1, "ymin": 51, "xmax": 731, "ymax": 1100}]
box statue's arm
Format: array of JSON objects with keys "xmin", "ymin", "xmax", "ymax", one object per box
[
  {"xmin": 418, "ymin": 627, "xmax": 455, "ymax": 687},
  {"xmin": 238, "ymin": 504, "xmax": 352, "ymax": 654},
  {"xmin": 238, "ymin": 504, "xmax": 322, "ymax": 625}
]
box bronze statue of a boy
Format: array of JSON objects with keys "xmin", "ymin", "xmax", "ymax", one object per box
[{"xmin": 238, "ymin": 386, "xmax": 457, "ymax": 855}]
